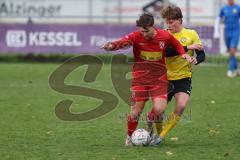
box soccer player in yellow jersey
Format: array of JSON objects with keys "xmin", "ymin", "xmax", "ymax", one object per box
[{"xmin": 149, "ymin": 5, "xmax": 206, "ymax": 145}]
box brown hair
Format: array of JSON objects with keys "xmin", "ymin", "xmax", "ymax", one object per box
[
  {"xmin": 161, "ymin": 5, "xmax": 183, "ymax": 21},
  {"xmin": 136, "ymin": 13, "xmax": 154, "ymax": 28}
]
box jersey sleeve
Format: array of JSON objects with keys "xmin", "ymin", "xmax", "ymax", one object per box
[
  {"xmin": 191, "ymin": 30, "xmax": 202, "ymax": 45},
  {"xmin": 238, "ymin": 6, "xmax": 240, "ymax": 17},
  {"xmin": 110, "ymin": 32, "xmax": 135, "ymax": 50},
  {"xmin": 191, "ymin": 30, "xmax": 205, "ymax": 64},
  {"xmin": 167, "ymin": 34, "xmax": 185, "ymax": 56},
  {"xmin": 219, "ymin": 7, "xmax": 225, "ymax": 18}
]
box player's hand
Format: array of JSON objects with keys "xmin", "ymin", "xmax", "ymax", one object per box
[
  {"xmin": 101, "ymin": 42, "xmax": 115, "ymax": 51},
  {"xmin": 181, "ymin": 54, "xmax": 194, "ymax": 63},
  {"xmin": 191, "ymin": 57, "xmax": 198, "ymax": 65},
  {"xmin": 187, "ymin": 44, "xmax": 203, "ymax": 51}
]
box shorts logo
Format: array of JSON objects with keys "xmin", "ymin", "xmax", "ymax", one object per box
[
  {"xmin": 6, "ymin": 30, "xmax": 27, "ymax": 47},
  {"xmin": 159, "ymin": 41, "xmax": 165, "ymax": 49}
]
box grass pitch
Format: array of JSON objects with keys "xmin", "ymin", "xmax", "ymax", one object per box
[{"xmin": 0, "ymin": 59, "xmax": 240, "ymax": 160}]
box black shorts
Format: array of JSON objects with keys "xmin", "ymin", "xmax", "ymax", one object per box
[{"xmin": 168, "ymin": 78, "xmax": 192, "ymax": 102}]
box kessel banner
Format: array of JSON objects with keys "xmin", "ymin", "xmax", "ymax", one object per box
[{"xmin": 0, "ymin": 24, "xmax": 219, "ymax": 54}]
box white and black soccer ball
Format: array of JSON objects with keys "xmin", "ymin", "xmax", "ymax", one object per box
[{"xmin": 131, "ymin": 129, "xmax": 151, "ymax": 146}]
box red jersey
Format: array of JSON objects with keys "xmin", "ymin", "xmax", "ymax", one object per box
[
  {"xmin": 111, "ymin": 28, "xmax": 185, "ymax": 65},
  {"xmin": 110, "ymin": 28, "xmax": 186, "ymax": 101}
]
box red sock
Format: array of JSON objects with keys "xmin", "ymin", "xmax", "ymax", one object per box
[
  {"xmin": 147, "ymin": 111, "xmax": 155, "ymax": 122},
  {"xmin": 127, "ymin": 115, "xmax": 138, "ymax": 136},
  {"xmin": 147, "ymin": 109, "xmax": 161, "ymax": 122}
]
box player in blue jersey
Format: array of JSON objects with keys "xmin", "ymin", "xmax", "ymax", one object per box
[{"xmin": 215, "ymin": 0, "xmax": 240, "ymax": 77}]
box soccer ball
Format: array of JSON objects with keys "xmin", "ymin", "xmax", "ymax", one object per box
[{"xmin": 131, "ymin": 129, "xmax": 151, "ymax": 146}]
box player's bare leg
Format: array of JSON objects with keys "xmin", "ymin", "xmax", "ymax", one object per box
[
  {"xmin": 147, "ymin": 97, "xmax": 167, "ymax": 146},
  {"xmin": 173, "ymin": 92, "xmax": 190, "ymax": 116},
  {"xmin": 125, "ymin": 101, "xmax": 145, "ymax": 146},
  {"xmin": 147, "ymin": 97, "xmax": 167, "ymax": 132}
]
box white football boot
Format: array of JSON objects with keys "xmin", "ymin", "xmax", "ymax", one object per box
[
  {"xmin": 125, "ymin": 135, "xmax": 133, "ymax": 146},
  {"xmin": 148, "ymin": 133, "xmax": 163, "ymax": 146},
  {"xmin": 227, "ymin": 70, "xmax": 237, "ymax": 78}
]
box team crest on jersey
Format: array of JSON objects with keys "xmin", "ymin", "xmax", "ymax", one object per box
[
  {"xmin": 159, "ymin": 41, "xmax": 165, "ymax": 49},
  {"xmin": 233, "ymin": 9, "xmax": 238, "ymax": 14},
  {"xmin": 180, "ymin": 37, "xmax": 187, "ymax": 43}
]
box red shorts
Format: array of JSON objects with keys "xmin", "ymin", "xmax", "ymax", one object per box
[
  {"xmin": 131, "ymin": 61, "xmax": 168, "ymax": 102},
  {"xmin": 131, "ymin": 85, "xmax": 167, "ymax": 102}
]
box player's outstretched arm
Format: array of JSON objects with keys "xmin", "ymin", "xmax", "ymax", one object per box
[
  {"xmin": 101, "ymin": 42, "xmax": 116, "ymax": 51},
  {"xmin": 101, "ymin": 40, "xmax": 132, "ymax": 51},
  {"xmin": 101, "ymin": 33, "xmax": 135, "ymax": 51}
]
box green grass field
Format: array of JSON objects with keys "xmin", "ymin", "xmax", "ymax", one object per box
[{"xmin": 1, "ymin": 59, "xmax": 240, "ymax": 160}]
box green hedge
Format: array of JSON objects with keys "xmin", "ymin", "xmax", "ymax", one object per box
[
  {"xmin": 0, "ymin": 53, "xmax": 237, "ymax": 63},
  {"xmin": 0, "ymin": 53, "xmax": 134, "ymax": 63}
]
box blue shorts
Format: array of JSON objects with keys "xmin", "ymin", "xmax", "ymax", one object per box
[{"xmin": 225, "ymin": 32, "xmax": 239, "ymax": 49}]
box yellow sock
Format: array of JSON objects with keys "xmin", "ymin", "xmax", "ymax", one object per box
[
  {"xmin": 155, "ymin": 121, "xmax": 163, "ymax": 135},
  {"xmin": 160, "ymin": 112, "xmax": 180, "ymax": 138}
]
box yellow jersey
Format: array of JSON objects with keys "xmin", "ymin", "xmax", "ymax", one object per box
[{"xmin": 166, "ymin": 27, "xmax": 202, "ymax": 80}]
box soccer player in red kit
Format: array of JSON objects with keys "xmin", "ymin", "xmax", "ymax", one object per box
[{"xmin": 102, "ymin": 13, "xmax": 194, "ymax": 146}]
